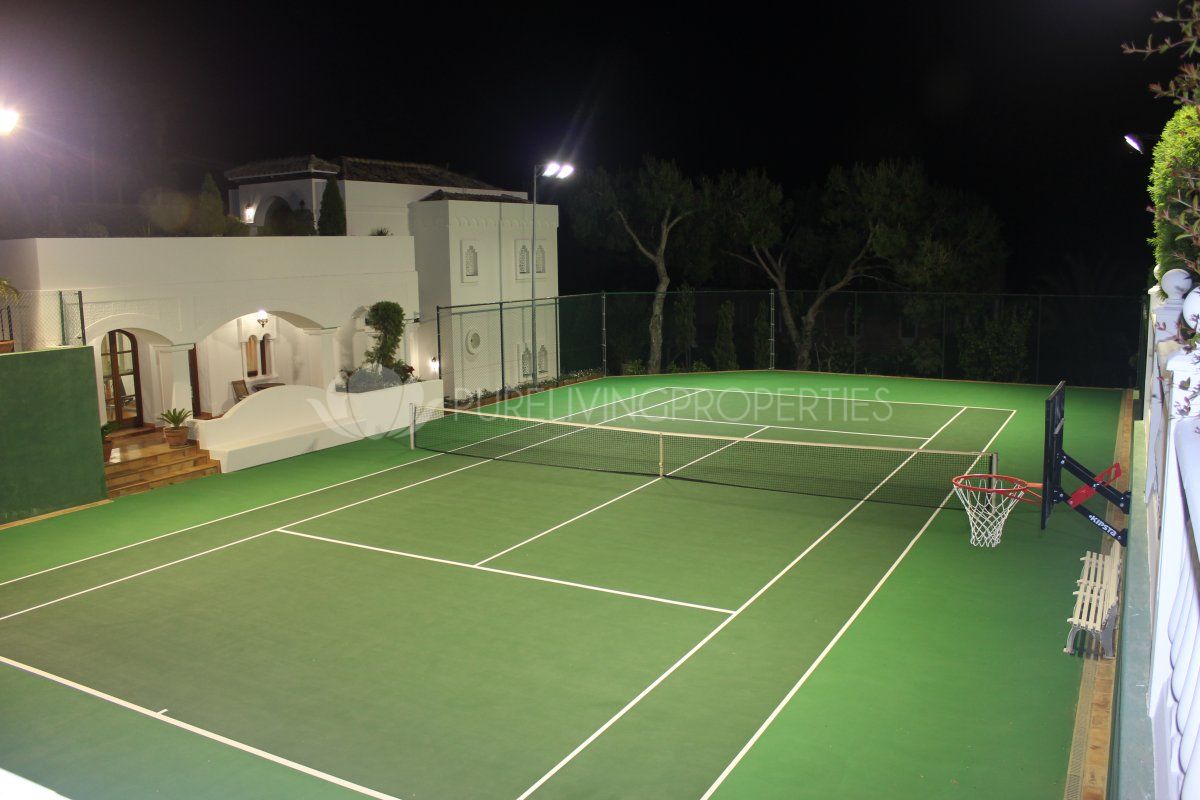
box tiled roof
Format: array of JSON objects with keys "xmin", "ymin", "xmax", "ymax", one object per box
[
  {"xmin": 225, "ymin": 155, "xmax": 504, "ymax": 191},
  {"xmin": 224, "ymin": 155, "xmax": 340, "ymax": 181},
  {"xmin": 419, "ymin": 190, "xmax": 528, "ymax": 204},
  {"xmin": 336, "ymin": 157, "xmax": 499, "ymax": 190}
]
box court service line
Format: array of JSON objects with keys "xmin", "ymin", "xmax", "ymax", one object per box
[
  {"xmin": 0, "ymin": 390, "xmax": 696, "ymax": 625},
  {"xmin": 0, "ymin": 654, "xmax": 402, "ymax": 800},
  {"xmin": 698, "ymin": 407, "xmax": 1018, "ymax": 799},
  {"xmin": 515, "ymin": 409, "xmax": 969, "ymax": 799},
  {"xmin": 0, "ymin": 387, "xmax": 669, "ymax": 592},
  {"xmin": 660, "ymin": 385, "xmax": 1015, "ymax": 412},
  {"xmin": 277, "ymin": 529, "xmax": 733, "ymax": 615},
  {"xmin": 474, "ymin": 425, "xmax": 771, "ymax": 567},
  {"xmin": 624, "ymin": 412, "xmax": 929, "ymax": 440},
  {"xmin": 0, "ymin": 531, "xmax": 276, "ymax": 624}
]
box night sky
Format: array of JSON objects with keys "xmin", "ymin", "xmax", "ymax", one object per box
[{"xmin": 0, "ymin": 2, "xmax": 1172, "ymax": 294}]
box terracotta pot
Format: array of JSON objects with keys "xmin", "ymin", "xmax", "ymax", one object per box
[{"xmin": 164, "ymin": 426, "xmax": 189, "ymax": 448}]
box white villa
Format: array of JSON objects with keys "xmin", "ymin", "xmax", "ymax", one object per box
[{"xmin": 0, "ymin": 156, "xmax": 561, "ymax": 469}]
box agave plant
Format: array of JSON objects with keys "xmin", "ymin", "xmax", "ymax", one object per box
[
  {"xmin": 0, "ymin": 279, "xmax": 19, "ymax": 306},
  {"xmin": 157, "ymin": 408, "xmax": 193, "ymax": 428}
]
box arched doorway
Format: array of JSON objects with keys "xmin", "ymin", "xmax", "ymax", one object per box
[{"xmin": 101, "ymin": 329, "xmax": 144, "ymax": 427}]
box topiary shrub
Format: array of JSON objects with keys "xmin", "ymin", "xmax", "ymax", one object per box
[{"xmin": 363, "ymin": 301, "xmax": 407, "ymax": 372}]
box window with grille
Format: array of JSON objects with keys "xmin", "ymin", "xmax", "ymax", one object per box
[
  {"xmin": 535, "ymin": 244, "xmax": 546, "ymax": 274},
  {"xmin": 463, "ymin": 244, "xmax": 479, "ymax": 280}
]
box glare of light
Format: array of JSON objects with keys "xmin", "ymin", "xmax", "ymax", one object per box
[
  {"xmin": 555, "ymin": 163, "xmax": 575, "ymax": 179},
  {"xmin": 1124, "ymin": 134, "xmax": 1144, "ymax": 154},
  {"xmin": 0, "ymin": 108, "xmax": 19, "ymax": 136},
  {"xmin": 255, "ymin": 309, "xmax": 269, "ymax": 327},
  {"xmin": 242, "ymin": 203, "xmax": 256, "ymax": 223},
  {"xmin": 541, "ymin": 162, "xmax": 561, "ymax": 177},
  {"xmin": 429, "ymin": 356, "xmax": 439, "ymax": 369}
]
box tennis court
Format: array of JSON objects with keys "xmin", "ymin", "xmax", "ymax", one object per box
[{"xmin": 0, "ymin": 371, "xmax": 1124, "ymax": 799}]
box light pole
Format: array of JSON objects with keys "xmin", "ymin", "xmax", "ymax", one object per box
[{"xmin": 530, "ymin": 161, "xmax": 574, "ymax": 389}]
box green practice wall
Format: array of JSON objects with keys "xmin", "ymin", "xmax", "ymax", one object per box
[{"xmin": 0, "ymin": 347, "xmax": 106, "ymax": 523}]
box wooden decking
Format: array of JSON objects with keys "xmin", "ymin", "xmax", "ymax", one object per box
[{"xmin": 104, "ymin": 428, "xmax": 220, "ymax": 498}]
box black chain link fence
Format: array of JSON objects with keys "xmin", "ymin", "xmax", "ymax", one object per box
[{"xmin": 435, "ymin": 289, "xmax": 1142, "ymax": 405}]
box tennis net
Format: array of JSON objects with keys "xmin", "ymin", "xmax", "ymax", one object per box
[{"xmin": 410, "ymin": 405, "xmax": 995, "ymax": 508}]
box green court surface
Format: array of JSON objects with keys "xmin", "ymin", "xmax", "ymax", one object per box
[{"xmin": 0, "ymin": 372, "xmax": 1124, "ymax": 799}]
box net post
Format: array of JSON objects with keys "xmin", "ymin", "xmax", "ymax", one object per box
[
  {"xmin": 409, "ymin": 404, "xmax": 416, "ymax": 450},
  {"xmin": 499, "ymin": 300, "xmax": 506, "ymax": 398},
  {"xmin": 658, "ymin": 433, "xmax": 664, "ymax": 477}
]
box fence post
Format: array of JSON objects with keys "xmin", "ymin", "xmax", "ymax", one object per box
[
  {"xmin": 435, "ymin": 305, "xmax": 443, "ymax": 380},
  {"xmin": 941, "ymin": 298, "xmax": 948, "ymax": 378},
  {"xmin": 601, "ymin": 291, "xmax": 608, "ymax": 377},
  {"xmin": 76, "ymin": 291, "xmax": 86, "ymax": 346},
  {"xmin": 57, "ymin": 291, "xmax": 67, "ymax": 346},
  {"xmin": 769, "ymin": 289, "xmax": 777, "ymax": 370},
  {"xmin": 1034, "ymin": 294, "xmax": 1043, "ymax": 384},
  {"xmin": 852, "ymin": 291, "xmax": 859, "ymax": 374},
  {"xmin": 498, "ymin": 300, "xmax": 506, "ymax": 396},
  {"xmin": 555, "ymin": 296, "xmax": 561, "ymax": 382}
]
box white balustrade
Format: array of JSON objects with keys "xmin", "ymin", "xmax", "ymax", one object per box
[{"xmin": 1146, "ymin": 268, "xmax": 1200, "ymax": 799}]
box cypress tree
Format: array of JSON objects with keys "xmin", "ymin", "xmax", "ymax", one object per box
[
  {"xmin": 713, "ymin": 300, "xmax": 738, "ymax": 371},
  {"xmin": 317, "ymin": 176, "xmax": 347, "ymax": 235},
  {"xmin": 191, "ymin": 173, "xmax": 226, "ymax": 236}
]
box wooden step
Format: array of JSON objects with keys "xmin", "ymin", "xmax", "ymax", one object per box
[
  {"xmin": 107, "ymin": 461, "xmax": 220, "ymax": 499},
  {"xmin": 105, "ymin": 452, "xmax": 213, "ymax": 488},
  {"xmin": 105, "ymin": 443, "xmax": 202, "ymax": 478}
]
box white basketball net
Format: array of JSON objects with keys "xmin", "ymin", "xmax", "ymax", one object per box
[{"xmin": 952, "ymin": 474, "xmax": 1028, "ymax": 548}]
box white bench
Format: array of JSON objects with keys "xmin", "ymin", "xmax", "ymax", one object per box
[
  {"xmin": 1065, "ymin": 549, "xmax": 1121, "ymax": 658},
  {"xmin": 195, "ymin": 381, "xmax": 443, "ymax": 472}
]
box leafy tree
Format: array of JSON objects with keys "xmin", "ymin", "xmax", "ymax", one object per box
[
  {"xmin": 712, "ymin": 300, "xmax": 738, "ymax": 370},
  {"xmin": 363, "ymin": 301, "xmax": 406, "ymax": 371},
  {"xmin": 0, "ymin": 278, "xmax": 19, "ymax": 305},
  {"xmin": 669, "ymin": 285, "xmax": 697, "ymax": 369},
  {"xmin": 958, "ymin": 305, "xmax": 1033, "ymax": 382},
  {"xmin": 190, "ymin": 173, "xmax": 226, "ymax": 236},
  {"xmin": 318, "ymin": 177, "xmax": 347, "ymax": 235},
  {"xmin": 569, "ymin": 156, "xmax": 704, "ymax": 373},
  {"xmin": 713, "ymin": 162, "xmax": 1004, "ymax": 370}
]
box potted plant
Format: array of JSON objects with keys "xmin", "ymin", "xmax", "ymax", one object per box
[
  {"xmin": 101, "ymin": 421, "xmax": 119, "ymax": 461},
  {"xmin": 158, "ymin": 408, "xmax": 193, "ymax": 447}
]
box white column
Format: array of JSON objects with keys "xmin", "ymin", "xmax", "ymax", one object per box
[
  {"xmin": 302, "ymin": 327, "xmax": 338, "ymax": 390},
  {"xmin": 153, "ymin": 343, "xmax": 195, "ymax": 414}
]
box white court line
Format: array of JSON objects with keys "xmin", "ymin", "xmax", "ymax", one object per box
[
  {"xmin": 515, "ymin": 408, "xmax": 970, "ymax": 799},
  {"xmin": 0, "ymin": 390, "xmax": 696, "ymax": 626},
  {"xmin": 0, "ymin": 387, "xmax": 670, "ymax": 591},
  {"xmin": 698, "ymin": 407, "xmax": 1018, "ymax": 800},
  {"xmin": 625, "ymin": 412, "xmax": 929, "ymax": 440},
  {"xmin": 0, "ymin": 654, "xmax": 403, "ymax": 800},
  {"xmin": 0, "ymin": 531, "xmax": 275, "ymax": 624},
  {"xmin": 277, "ymin": 529, "xmax": 733, "ymax": 615},
  {"xmin": 475, "ymin": 425, "xmax": 771, "ymax": 567},
  {"xmin": 659, "ymin": 385, "xmax": 1015, "ymax": 412}
]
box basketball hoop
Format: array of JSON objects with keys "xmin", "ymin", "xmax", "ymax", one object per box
[{"xmin": 951, "ymin": 474, "xmax": 1041, "ymax": 548}]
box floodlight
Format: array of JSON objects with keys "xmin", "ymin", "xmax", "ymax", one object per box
[
  {"xmin": 0, "ymin": 108, "xmax": 19, "ymax": 136},
  {"xmin": 542, "ymin": 162, "xmax": 561, "ymax": 177},
  {"xmin": 556, "ymin": 163, "xmax": 575, "ymax": 179},
  {"xmin": 1124, "ymin": 134, "xmax": 1144, "ymax": 154}
]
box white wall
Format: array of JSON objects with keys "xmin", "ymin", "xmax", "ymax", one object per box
[
  {"xmin": 409, "ymin": 199, "xmax": 560, "ymax": 399},
  {"xmin": 229, "ymin": 178, "xmax": 325, "ymax": 227},
  {"xmin": 0, "ymin": 236, "xmax": 421, "ymax": 421}
]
